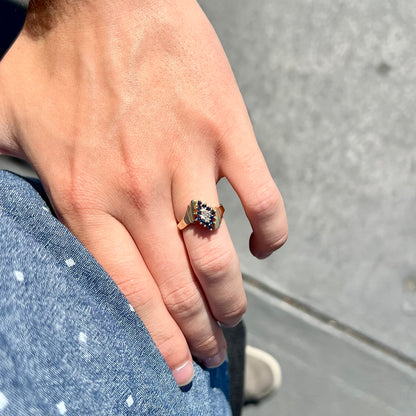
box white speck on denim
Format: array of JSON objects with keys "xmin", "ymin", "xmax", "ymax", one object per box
[
  {"xmin": 126, "ymin": 395, "xmax": 134, "ymax": 407},
  {"xmin": 0, "ymin": 392, "xmax": 9, "ymax": 411},
  {"xmin": 78, "ymin": 332, "xmax": 87, "ymax": 343},
  {"xmin": 65, "ymin": 258, "xmax": 75, "ymax": 267},
  {"xmin": 56, "ymin": 401, "xmax": 67, "ymax": 414},
  {"xmin": 13, "ymin": 270, "xmax": 24, "ymax": 282}
]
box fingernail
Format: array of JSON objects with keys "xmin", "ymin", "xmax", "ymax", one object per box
[
  {"xmin": 201, "ymin": 349, "xmax": 227, "ymax": 368},
  {"xmin": 173, "ymin": 361, "xmax": 194, "ymax": 387},
  {"xmin": 219, "ymin": 317, "xmax": 243, "ymax": 328}
]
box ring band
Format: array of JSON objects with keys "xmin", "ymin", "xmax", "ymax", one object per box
[{"xmin": 178, "ymin": 200, "xmax": 224, "ymax": 231}]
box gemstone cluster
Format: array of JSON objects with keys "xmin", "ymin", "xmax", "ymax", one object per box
[{"xmin": 193, "ymin": 200, "xmax": 216, "ymax": 230}]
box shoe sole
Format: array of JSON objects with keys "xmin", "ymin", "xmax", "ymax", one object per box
[{"xmin": 246, "ymin": 345, "xmax": 282, "ymax": 397}]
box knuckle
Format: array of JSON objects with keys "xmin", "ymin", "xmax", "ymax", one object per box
[
  {"xmin": 52, "ymin": 176, "xmax": 95, "ymax": 217},
  {"xmin": 249, "ymin": 183, "xmax": 282, "ymax": 222},
  {"xmin": 251, "ymin": 226, "xmax": 289, "ymax": 259},
  {"xmin": 120, "ymin": 279, "xmax": 154, "ymax": 309},
  {"xmin": 266, "ymin": 217, "xmax": 289, "ymax": 253},
  {"xmin": 155, "ymin": 331, "xmax": 188, "ymax": 369},
  {"xmin": 193, "ymin": 333, "xmax": 221, "ymax": 358},
  {"xmin": 193, "ymin": 247, "xmax": 236, "ymax": 283},
  {"xmin": 50, "ymin": 172, "xmax": 110, "ymax": 227},
  {"xmin": 218, "ymin": 296, "xmax": 247, "ymax": 327},
  {"xmin": 163, "ymin": 285, "xmax": 203, "ymax": 320},
  {"xmin": 122, "ymin": 173, "xmax": 154, "ymax": 213},
  {"xmin": 273, "ymin": 227, "xmax": 289, "ymax": 250}
]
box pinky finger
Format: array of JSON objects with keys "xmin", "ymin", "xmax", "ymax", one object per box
[{"xmin": 63, "ymin": 212, "xmax": 195, "ymax": 386}]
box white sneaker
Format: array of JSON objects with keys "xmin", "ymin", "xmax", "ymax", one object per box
[{"xmin": 244, "ymin": 345, "xmax": 282, "ymax": 404}]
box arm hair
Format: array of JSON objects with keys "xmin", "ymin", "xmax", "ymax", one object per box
[{"xmin": 24, "ymin": 0, "xmax": 79, "ymax": 38}]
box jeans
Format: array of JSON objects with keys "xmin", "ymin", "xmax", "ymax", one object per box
[{"xmin": 0, "ymin": 170, "xmax": 231, "ymax": 415}]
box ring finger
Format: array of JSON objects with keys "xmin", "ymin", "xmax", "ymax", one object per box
[{"xmin": 172, "ymin": 170, "xmax": 247, "ymax": 329}]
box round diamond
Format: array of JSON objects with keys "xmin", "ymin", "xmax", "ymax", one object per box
[{"xmin": 199, "ymin": 206, "xmax": 212, "ymax": 223}]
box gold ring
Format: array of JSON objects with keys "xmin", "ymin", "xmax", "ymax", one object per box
[{"xmin": 178, "ymin": 200, "xmax": 224, "ymax": 231}]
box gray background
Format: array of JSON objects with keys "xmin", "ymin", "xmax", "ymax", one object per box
[
  {"xmin": 201, "ymin": 0, "xmax": 416, "ymax": 361},
  {"xmin": 1, "ymin": 0, "xmax": 416, "ymax": 414},
  {"xmin": 200, "ymin": 0, "xmax": 416, "ymax": 414}
]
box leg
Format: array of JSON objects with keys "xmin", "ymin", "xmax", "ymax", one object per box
[{"xmin": 0, "ymin": 170, "xmax": 231, "ymax": 416}]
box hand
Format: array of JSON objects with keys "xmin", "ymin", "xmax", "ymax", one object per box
[{"xmin": 0, "ymin": 0, "xmax": 288, "ymax": 385}]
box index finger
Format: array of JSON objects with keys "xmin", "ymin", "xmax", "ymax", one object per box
[{"xmin": 221, "ymin": 131, "xmax": 288, "ymax": 259}]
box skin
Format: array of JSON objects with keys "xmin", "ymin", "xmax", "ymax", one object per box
[{"xmin": 0, "ymin": 0, "xmax": 288, "ymax": 386}]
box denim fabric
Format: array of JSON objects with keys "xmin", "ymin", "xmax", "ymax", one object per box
[{"xmin": 0, "ymin": 170, "xmax": 231, "ymax": 415}]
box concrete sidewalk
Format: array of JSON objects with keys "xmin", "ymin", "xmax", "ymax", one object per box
[
  {"xmin": 243, "ymin": 280, "xmax": 415, "ymax": 415},
  {"xmin": 203, "ymin": 0, "xmax": 416, "ymax": 364},
  {"xmin": 201, "ymin": 0, "xmax": 416, "ymax": 414}
]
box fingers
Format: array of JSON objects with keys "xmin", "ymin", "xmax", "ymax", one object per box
[
  {"xmin": 221, "ymin": 129, "xmax": 288, "ymax": 259},
  {"xmin": 172, "ymin": 171, "xmax": 247, "ymax": 329},
  {"xmin": 123, "ymin": 199, "xmax": 228, "ymax": 369},
  {"xmin": 61, "ymin": 212, "xmax": 195, "ymax": 386}
]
